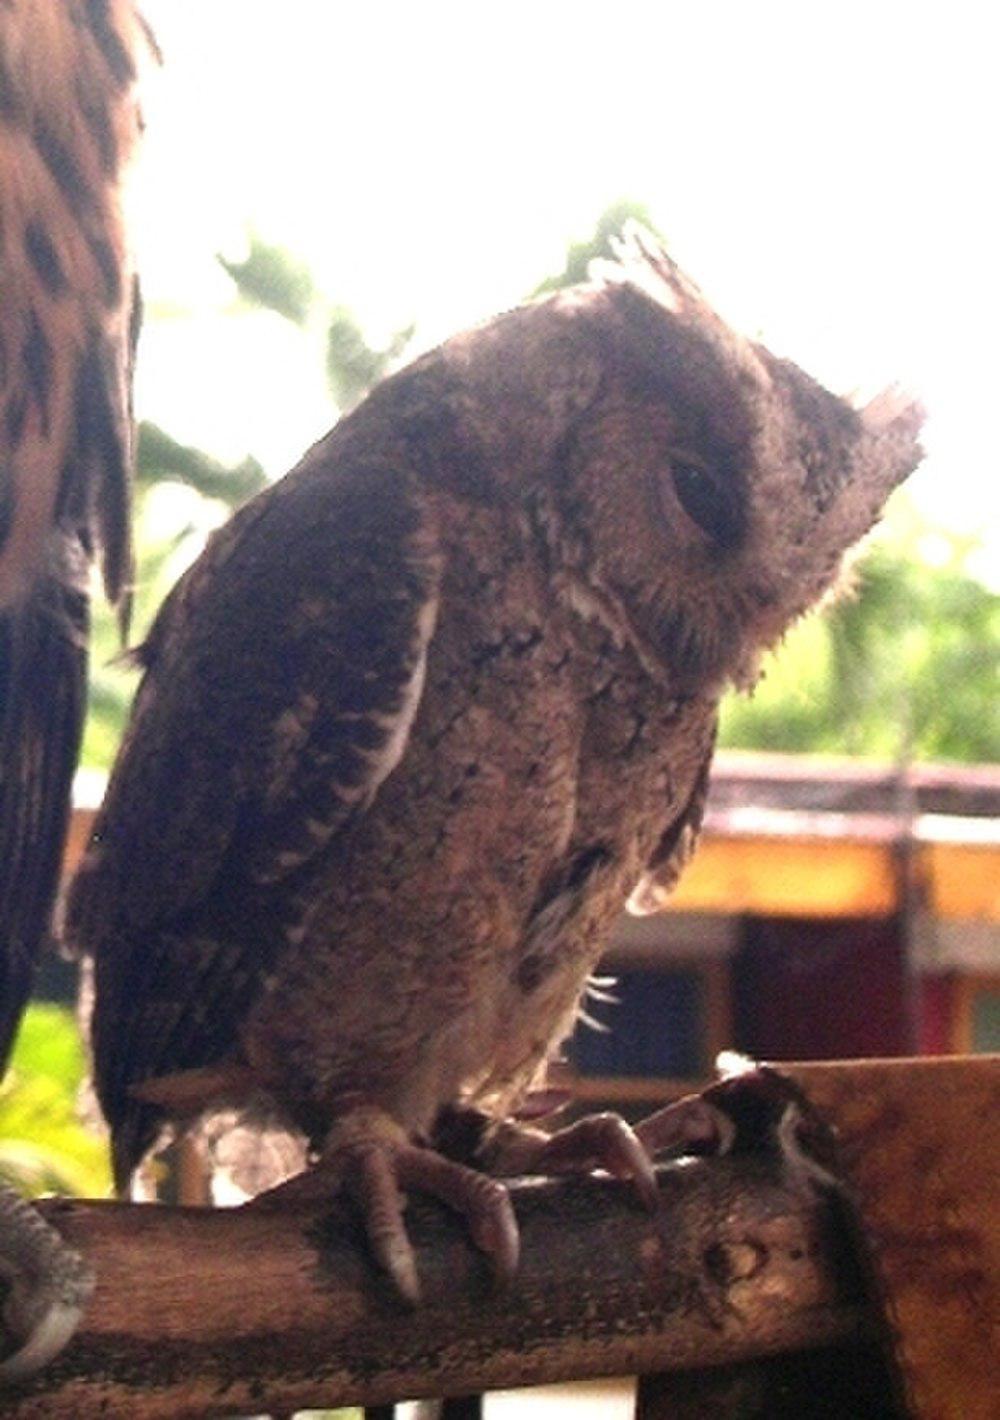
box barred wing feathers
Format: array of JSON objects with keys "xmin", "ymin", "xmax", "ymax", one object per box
[{"xmin": 67, "ymin": 456, "xmax": 442, "ymax": 1183}]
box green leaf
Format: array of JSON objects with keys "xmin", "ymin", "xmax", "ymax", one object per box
[
  {"xmin": 325, "ymin": 307, "xmax": 406, "ymax": 412},
  {"xmin": 219, "ymin": 235, "xmax": 317, "ymax": 325},
  {"xmin": 138, "ymin": 422, "xmax": 268, "ymax": 505}
]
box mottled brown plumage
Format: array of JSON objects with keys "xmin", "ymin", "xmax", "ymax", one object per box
[{"xmin": 69, "ymin": 228, "xmax": 923, "ymax": 1298}]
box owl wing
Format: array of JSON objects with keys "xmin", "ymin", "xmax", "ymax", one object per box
[
  {"xmin": 67, "ymin": 457, "xmax": 441, "ymax": 1169},
  {"xmin": 0, "ymin": 0, "xmax": 145, "ymax": 1068},
  {"xmin": 627, "ymin": 726, "xmax": 716, "ymax": 915},
  {"xmin": 0, "ymin": 559, "xmax": 89, "ymax": 1066}
]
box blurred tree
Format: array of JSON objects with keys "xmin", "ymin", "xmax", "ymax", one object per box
[
  {"xmin": 137, "ymin": 423, "xmax": 268, "ymax": 505},
  {"xmin": 223, "ymin": 233, "xmax": 414, "ymax": 413},
  {"xmin": 326, "ymin": 307, "xmax": 414, "ymax": 415},
  {"xmin": 219, "ymin": 234, "xmax": 317, "ymax": 326},
  {"xmin": 720, "ymin": 537, "xmax": 999, "ymax": 762}
]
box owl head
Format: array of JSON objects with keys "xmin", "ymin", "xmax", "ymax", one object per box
[{"xmin": 435, "ymin": 224, "xmax": 923, "ymax": 695}]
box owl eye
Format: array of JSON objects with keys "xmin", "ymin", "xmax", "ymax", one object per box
[{"xmin": 669, "ymin": 458, "xmax": 741, "ymax": 548}]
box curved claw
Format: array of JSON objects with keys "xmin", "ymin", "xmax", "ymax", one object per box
[
  {"xmin": 341, "ymin": 1137, "xmax": 520, "ymax": 1303},
  {"xmin": 634, "ymin": 1093, "xmax": 737, "ymax": 1160},
  {"xmin": 490, "ymin": 1111, "xmax": 659, "ymax": 1210},
  {"xmin": 350, "ymin": 1143, "xmax": 422, "ymax": 1305},
  {"xmin": 257, "ymin": 1107, "xmax": 521, "ymax": 1304},
  {"xmin": 0, "ymin": 1186, "xmax": 94, "ymax": 1380},
  {"xmin": 396, "ymin": 1147, "xmax": 519, "ymax": 1286},
  {"xmin": 535, "ymin": 1113, "xmax": 660, "ymax": 1209}
]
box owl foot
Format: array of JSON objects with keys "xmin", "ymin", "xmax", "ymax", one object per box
[
  {"xmin": 0, "ymin": 1185, "xmax": 94, "ymax": 1380},
  {"xmin": 637, "ymin": 1065, "xmax": 840, "ymax": 1186},
  {"xmin": 634, "ymin": 1090, "xmax": 737, "ymax": 1159},
  {"xmin": 252, "ymin": 1107, "xmax": 519, "ymax": 1305},
  {"xmin": 487, "ymin": 1111, "xmax": 659, "ymax": 1209}
]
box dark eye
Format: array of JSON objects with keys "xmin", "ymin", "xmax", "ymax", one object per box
[{"xmin": 670, "ymin": 460, "xmax": 742, "ymax": 548}]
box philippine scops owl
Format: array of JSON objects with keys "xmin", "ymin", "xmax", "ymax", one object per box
[
  {"xmin": 0, "ymin": 0, "xmax": 146, "ymax": 1375},
  {"xmin": 68, "ymin": 229, "xmax": 923, "ymax": 1299}
]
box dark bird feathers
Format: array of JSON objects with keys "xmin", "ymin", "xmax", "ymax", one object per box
[
  {"xmin": 0, "ymin": 0, "xmax": 147, "ymax": 1378},
  {"xmin": 0, "ymin": 0, "xmax": 146, "ymax": 1070}
]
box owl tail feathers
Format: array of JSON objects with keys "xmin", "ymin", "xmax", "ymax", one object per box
[
  {"xmin": 128, "ymin": 1062, "xmax": 258, "ymax": 1110},
  {"xmin": 0, "ymin": 560, "xmax": 88, "ymax": 1071}
]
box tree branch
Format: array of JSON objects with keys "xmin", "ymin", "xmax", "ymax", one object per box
[{"xmin": 1, "ymin": 1154, "xmax": 868, "ymax": 1418}]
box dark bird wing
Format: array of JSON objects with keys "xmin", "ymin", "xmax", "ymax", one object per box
[
  {"xmin": 67, "ymin": 455, "xmax": 442, "ymax": 1182},
  {"xmin": 0, "ymin": 551, "xmax": 89, "ymax": 1063},
  {"xmin": 0, "ymin": 2, "xmax": 145, "ymax": 1070}
]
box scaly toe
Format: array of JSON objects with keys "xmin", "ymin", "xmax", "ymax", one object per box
[
  {"xmin": 529, "ymin": 1113, "xmax": 659, "ymax": 1210},
  {"xmin": 257, "ymin": 1106, "xmax": 523, "ymax": 1303},
  {"xmin": 634, "ymin": 1093, "xmax": 736, "ymax": 1159},
  {"xmin": 347, "ymin": 1144, "xmax": 422, "ymax": 1304},
  {"xmin": 395, "ymin": 1147, "xmax": 519, "ymax": 1284}
]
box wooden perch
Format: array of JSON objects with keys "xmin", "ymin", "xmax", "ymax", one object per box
[{"xmin": 1, "ymin": 1153, "xmax": 868, "ymax": 1419}]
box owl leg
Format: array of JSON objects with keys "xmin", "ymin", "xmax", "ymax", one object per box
[
  {"xmin": 0, "ymin": 1185, "xmax": 94, "ymax": 1379},
  {"xmin": 252, "ymin": 1106, "xmax": 519, "ymax": 1304}
]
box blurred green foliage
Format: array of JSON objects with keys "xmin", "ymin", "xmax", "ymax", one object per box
[
  {"xmin": 326, "ymin": 307, "xmax": 414, "ymax": 415},
  {"xmin": 720, "ymin": 538, "xmax": 999, "ymax": 761},
  {"xmin": 219, "ymin": 234, "xmax": 317, "ymax": 326},
  {"xmin": 0, "ymin": 1004, "xmax": 110, "ymax": 1197},
  {"xmin": 532, "ymin": 197, "xmax": 657, "ymax": 294}
]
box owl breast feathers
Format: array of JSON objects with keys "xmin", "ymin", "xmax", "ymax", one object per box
[{"xmin": 67, "ymin": 228, "xmax": 923, "ymax": 1197}]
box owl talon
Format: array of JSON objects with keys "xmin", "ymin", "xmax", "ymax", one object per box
[
  {"xmin": 0, "ymin": 1188, "xmax": 94, "ymax": 1380},
  {"xmin": 347, "ymin": 1143, "xmax": 422, "ymax": 1304},
  {"xmin": 492, "ymin": 1111, "xmax": 659, "ymax": 1210},
  {"xmin": 343, "ymin": 1140, "xmax": 520, "ymax": 1300},
  {"xmin": 277, "ymin": 1111, "xmax": 522, "ymax": 1302},
  {"xmin": 394, "ymin": 1146, "xmax": 520, "ymax": 1285},
  {"xmin": 634, "ymin": 1093, "xmax": 736, "ymax": 1159}
]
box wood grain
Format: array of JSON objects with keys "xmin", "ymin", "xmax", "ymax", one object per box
[{"xmin": 1, "ymin": 1155, "xmax": 866, "ymax": 1418}]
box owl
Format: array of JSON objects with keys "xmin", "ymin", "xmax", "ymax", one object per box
[
  {"xmin": 0, "ymin": 0, "xmax": 146, "ymax": 1376},
  {"xmin": 68, "ymin": 228, "xmax": 923, "ymax": 1301}
]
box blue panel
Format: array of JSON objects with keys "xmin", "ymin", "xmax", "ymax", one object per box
[{"xmin": 568, "ymin": 968, "xmax": 704, "ymax": 1078}]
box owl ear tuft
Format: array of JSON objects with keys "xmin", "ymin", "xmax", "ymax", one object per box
[
  {"xmin": 859, "ymin": 385, "xmax": 925, "ymax": 441},
  {"xmin": 588, "ymin": 222, "xmax": 690, "ymax": 316},
  {"xmin": 856, "ymin": 386, "xmax": 925, "ymax": 504},
  {"xmin": 610, "ymin": 220, "xmax": 672, "ymax": 272}
]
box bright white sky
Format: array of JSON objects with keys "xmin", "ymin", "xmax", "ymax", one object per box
[{"xmin": 133, "ymin": 0, "xmax": 998, "ymax": 567}]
